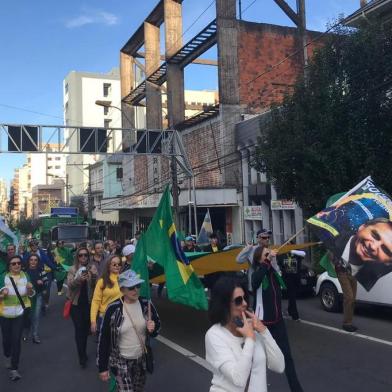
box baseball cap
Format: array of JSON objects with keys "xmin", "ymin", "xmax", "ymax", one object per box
[
  {"xmin": 185, "ymin": 236, "xmax": 194, "ymax": 241},
  {"xmin": 118, "ymin": 269, "xmax": 144, "ymax": 289},
  {"xmin": 256, "ymin": 229, "xmax": 272, "ymax": 237},
  {"xmin": 122, "ymin": 244, "xmax": 136, "ymax": 257}
]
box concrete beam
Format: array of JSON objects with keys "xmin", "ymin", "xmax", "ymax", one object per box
[
  {"xmin": 120, "ymin": 52, "xmax": 135, "ymax": 150},
  {"xmin": 136, "ymin": 52, "xmax": 218, "ymax": 66},
  {"xmin": 164, "ymin": 0, "xmax": 185, "ymax": 127},
  {"xmin": 144, "ymin": 22, "xmax": 163, "ymax": 129},
  {"xmin": 216, "ymin": 0, "xmax": 240, "ymax": 106}
]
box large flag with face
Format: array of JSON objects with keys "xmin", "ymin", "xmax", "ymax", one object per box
[
  {"xmin": 132, "ymin": 186, "xmax": 208, "ymax": 310},
  {"xmin": 308, "ymin": 177, "xmax": 392, "ymax": 290},
  {"xmin": 196, "ymin": 209, "xmax": 213, "ymax": 245}
]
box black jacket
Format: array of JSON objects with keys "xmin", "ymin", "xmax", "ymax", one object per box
[
  {"xmin": 97, "ymin": 297, "xmax": 160, "ymax": 373},
  {"xmin": 251, "ymin": 262, "xmax": 282, "ymax": 325},
  {"xmin": 26, "ymin": 267, "xmax": 46, "ymax": 293}
]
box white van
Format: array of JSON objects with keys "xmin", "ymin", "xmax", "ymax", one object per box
[{"xmin": 315, "ymin": 271, "xmax": 392, "ymax": 312}]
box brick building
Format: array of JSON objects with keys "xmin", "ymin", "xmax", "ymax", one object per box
[{"xmin": 116, "ymin": 0, "xmax": 321, "ymax": 243}]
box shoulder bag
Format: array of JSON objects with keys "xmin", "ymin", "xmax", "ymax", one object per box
[
  {"xmin": 121, "ymin": 298, "xmax": 154, "ymax": 374},
  {"xmin": 9, "ymin": 276, "xmax": 31, "ymax": 328}
]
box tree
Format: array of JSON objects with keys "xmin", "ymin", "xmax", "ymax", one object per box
[
  {"xmin": 253, "ymin": 22, "xmax": 392, "ymax": 215},
  {"xmin": 16, "ymin": 217, "xmax": 41, "ymax": 235}
]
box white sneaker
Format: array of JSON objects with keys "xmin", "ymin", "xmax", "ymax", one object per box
[
  {"xmin": 9, "ymin": 369, "xmax": 21, "ymax": 381},
  {"xmin": 4, "ymin": 356, "xmax": 11, "ymax": 369}
]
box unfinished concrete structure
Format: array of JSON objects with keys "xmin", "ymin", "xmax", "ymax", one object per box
[{"xmin": 119, "ymin": 0, "xmax": 321, "ymax": 242}]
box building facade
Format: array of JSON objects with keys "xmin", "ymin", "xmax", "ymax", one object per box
[
  {"xmin": 63, "ymin": 68, "xmax": 122, "ymax": 198},
  {"xmin": 117, "ymin": 0, "xmax": 320, "ymax": 244},
  {"xmin": 0, "ymin": 179, "xmax": 8, "ymax": 216}
]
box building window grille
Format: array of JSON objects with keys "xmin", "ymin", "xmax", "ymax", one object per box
[{"xmin": 103, "ymin": 83, "xmax": 111, "ymax": 97}]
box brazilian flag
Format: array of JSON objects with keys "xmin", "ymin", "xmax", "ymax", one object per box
[{"xmin": 133, "ymin": 186, "xmax": 208, "ymax": 310}]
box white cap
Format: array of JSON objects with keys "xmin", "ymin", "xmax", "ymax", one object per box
[{"xmin": 122, "ymin": 244, "xmax": 136, "ymax": 257}]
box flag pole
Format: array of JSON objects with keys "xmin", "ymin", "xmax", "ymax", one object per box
[
  {"xmin": 276, "ymin": 227, "xmax": 306, "ymax": 253},
  {"xmin": 148, "ymin": 301, "xmax": 152, "ymax": 321}
]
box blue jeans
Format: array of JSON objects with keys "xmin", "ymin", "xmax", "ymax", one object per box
[{"xmin": 31, "ymin": 293, "xmax": 43, "ymax": 338}]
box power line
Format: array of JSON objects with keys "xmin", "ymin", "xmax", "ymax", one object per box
[{"xmin": 246, "ymin": 18, "xmax": 344, "ymax": 87}]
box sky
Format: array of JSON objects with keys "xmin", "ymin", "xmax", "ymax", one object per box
[{"xmin": 0, "ymin": 0, "xmax": 361, "ymax": 187}]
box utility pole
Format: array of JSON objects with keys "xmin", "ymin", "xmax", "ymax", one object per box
[
  {"xmin": 170, "ymin": 137, "xmax": 180, "ymax": 228},
  {"xmin": 239, "ymin": 0, "xmax": 242, "ymax": 20},
  {"xmin": 65, "ymin": 174, "xmax": 69, "ymax": 206},
  {"xmin": 87, "ymin": 165, "xmax": 93, "ymax": 224},
  {"xmin": 297, "ymin": 0, "xmax": 308, "ymax": 81}
]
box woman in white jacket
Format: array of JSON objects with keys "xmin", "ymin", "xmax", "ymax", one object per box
[{"xmin": 205, "ymin": 276, "xmax": 285, "ymax": 392}]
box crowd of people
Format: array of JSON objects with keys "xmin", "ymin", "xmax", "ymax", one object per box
[
  {"xmin": 0, "ymin": 236, "xmax": 160, "ymax": 392},
  {"xmin": 0, "ymin": 228, "xmax": 355, "ymax": 392}
]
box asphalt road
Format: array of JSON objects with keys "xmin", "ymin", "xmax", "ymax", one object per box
[{"xmin": 1, "ymin": 287, "xmax": 391, "ymax": 392}]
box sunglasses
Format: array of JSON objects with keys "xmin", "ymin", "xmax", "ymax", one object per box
[
  {"xmin": 10, "ymin": 261, "xmax": 21, "ymax": 266},
  {"xmin": 258, "ymin": 236, "xmax": 270, "ymax": 240},
  {"xmin": 111, "ymin": 263, "xmax": 121, "ymax": 267},
  {"xmin": 232, "ymin": 295, "xmax": 246, "ymax": 306},
  {"xmin": 78, "ymin": 253, "xmax": 89, "ymax": 258},
  {"xmin": 125, "ymin": 284, "xmax": 141, "ymax": 291}
]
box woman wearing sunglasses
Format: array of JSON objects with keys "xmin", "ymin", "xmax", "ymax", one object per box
[
  {"xmin": 97, "ymin": 269, "xmax": 160, "ymax": 392},
  {"xmin": 0, "ymin": 255, "xmax": 35, "ymax": 381},
  {"xmin": 252, "ymin": 246, "xmax": 303, "ymax": 392},
  {"xmin": 66, "ymin": 247, "xmax": 98, "ymax": 368},
  {"xmin": 90, "ymin": 255, "xmax": 123, "ymax": 337},
  {"xmin": 205, "ymin": 276, "xmax": 284, "ymax": 392}
]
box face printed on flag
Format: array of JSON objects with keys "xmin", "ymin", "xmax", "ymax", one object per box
[{"xmin": 308, "ymin": 177, "xmax": 392, "ymax": 291}]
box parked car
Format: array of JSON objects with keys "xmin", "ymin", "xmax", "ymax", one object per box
[{"xmin": 315, "ymin": 271, "xmax": 392, "ymax": 312}]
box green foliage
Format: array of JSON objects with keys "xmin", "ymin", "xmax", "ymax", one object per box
[
  {"xmin": 253, "ymin": 23, "xmax": 392, "ymax": 215},
  {"xmin": 16, "ymin": 217, "xmax": 41, "ymax": 235}
]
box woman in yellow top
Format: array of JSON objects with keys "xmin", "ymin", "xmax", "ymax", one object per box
[{"xmin": 90, "ymin": 255, "xmax": 122, "ymax": 334}]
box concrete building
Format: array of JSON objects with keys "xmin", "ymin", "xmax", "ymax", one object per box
[
  {"xmin": 63, "ymin": 68, "xmax": 122, "ymax": 198},
  {"xmin": 18, "ymin": 164, "xmax": 31, "ymax": 218},
  {"xmin": 344, "ymin": 0, "xmax": 392, "ymax": 27},
  {"xmin": 11, "ymin": 145, "xmax": 67, "ymax": 219},
  {"xmin": 116, "ymin": 0, "xmax": 320, "ymax": 243},
  {"xmin": 32, "ymin": 182, "xmax": 65, "ymax": 219},
  {"xmin": 0, "ymin": 179, "xmax": 8, "ymax": 216},
  {"xmin": 235, "ymin": 112, "xmax": 305, "ymax": 244},
  {"xmin": 9, "ymin": 169, "xmax": 20, "ymax": 220}
]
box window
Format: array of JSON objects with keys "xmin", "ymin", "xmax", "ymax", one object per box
[
  {"xmin": 47, "ymin": 166, "xmax": 53, "ymax": 169},
  {"xmin": 55, "ymin": 165, "xmax": 61, "ymax": 169},
  {"xmin": 48, "ymin": 157, "xmax": 52, "ymax": 161},
  {"xmin": 55, "ymin": 157, "xmax": 61, "ymax": 161},
  {"xmin": 103, "ymin": 83, "xmax": 111, "ymax": 97},
  {"xmin": 104, "ymin": 106, "xmax": 109, "ymax": 115},
  {"xmin": 104, "ymin": 119, "xmax": 112, "ymax": 129}
]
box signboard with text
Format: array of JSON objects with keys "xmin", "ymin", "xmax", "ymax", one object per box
[
  {"xmin": 271, "ymin": 200, "xmax": 296, "ymax": 210},
  {"xmin": 243, "ymin": 205, "xmax": 262, "ymax": 220}
]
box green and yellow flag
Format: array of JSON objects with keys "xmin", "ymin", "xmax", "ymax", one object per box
[{"xmin": 132, "ymin": 186, "xmax": 208, "ymax": 310}]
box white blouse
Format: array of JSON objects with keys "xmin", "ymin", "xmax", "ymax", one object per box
[
  {"xmin": 119, "ymin": 301, "xmax": 146, "ymax": 359},
  {"xmin": 205, "ymin": 324, "xmax": 285, "ymax": 392}
]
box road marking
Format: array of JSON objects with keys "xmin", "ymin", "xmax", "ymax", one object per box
[
  {"xmin": 289, "ymin": 318, "xmax": 392, "ymax": 347},
  {"xmin": 156, "ymin": 335, "xmax": 213, "ymax": 372},
  {"xmin": 158, "ymin": 320, "xmax": 392, "ymax": 374}
]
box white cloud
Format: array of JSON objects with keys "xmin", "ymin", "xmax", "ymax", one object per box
[{"xmin": 65, "ymin": 10, "xmax": 119, "ymax": 29}]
